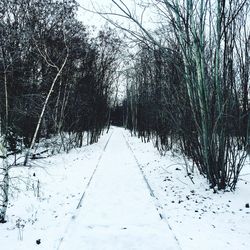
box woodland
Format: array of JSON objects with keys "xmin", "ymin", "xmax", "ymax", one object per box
[{"xmin": 0, "ymin": 0, "xmax": 249, "ymax": 225}]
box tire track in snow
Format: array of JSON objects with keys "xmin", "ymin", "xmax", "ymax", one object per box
[
  {"xmin": 122, "ymin": 131, "xmax": 182, "ymax": 250},
  {"xmin": 56, "ymin": 129, "xmax": 114, "ymax": 250},
  {"xmin": 76, "ymin": 130, "xmax": 114, "ymax": 209}
]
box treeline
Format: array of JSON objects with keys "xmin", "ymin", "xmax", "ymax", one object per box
[
  {"xmin": 0, "ymin": 0, "xmax": 120, "ymax": 222},
  {"xmin": 121, "ymin": 0, "xmax": 249, "ymax": 190},
  {"xmin": 0, "ymin": 0, "xmax": 120, "ymax": 150}
]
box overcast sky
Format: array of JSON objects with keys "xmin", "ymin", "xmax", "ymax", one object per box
[
  {"xmin": 76, "ymin": 0, "xmax": 155, "ymax": 31},
  {"xmin": 76, "ymin": 0, "xmax": 110, "ymax": 28}
]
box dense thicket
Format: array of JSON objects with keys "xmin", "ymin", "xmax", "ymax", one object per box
[
  {"xmin": 0, "ymin": 0, "xmax": 120, "ymax": 149},
  {"xmin": 0, "ymin": 0, "xmax": 120, "ymax": 222},
  {"xmin": 121, "ymin": 0, "xmax": 249, "ymax": 191}
]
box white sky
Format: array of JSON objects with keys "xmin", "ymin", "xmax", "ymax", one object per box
[
  {"xmin": 76, "ymin": 0, "xmax": 156, "ymax": 31},
  {"xmin": 76, "ymin": 0, "xmax": 110, "ymax": 29}
]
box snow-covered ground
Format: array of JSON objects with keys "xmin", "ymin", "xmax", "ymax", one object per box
[
  {"xmin": 0, "ymin": 130, "xmax": 113, "ymax": 249},
  {"xmin": 0, "ymin": 126, "xmax": 249, "ymax": 250},
  {"xmin": 124, "ymin": 129, "xmax": 250, "ymax": 250}
]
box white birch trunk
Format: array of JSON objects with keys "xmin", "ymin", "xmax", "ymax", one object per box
[
  {"xmin": 0, "ymin": 137, "xmax": 9, "ymax": 223},
  {"xmin": 24, "ymin": 52, "xmax": 68, "ymax": 165}
]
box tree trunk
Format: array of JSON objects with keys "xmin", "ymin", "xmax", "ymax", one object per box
[{"xmin": 24, "ymin": 52, "xmax": 68, "ymax": 165}]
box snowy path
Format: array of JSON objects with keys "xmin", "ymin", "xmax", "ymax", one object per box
[{"xmin": 58, "ymin": 128, "xmax": 179, "ymax": 250}]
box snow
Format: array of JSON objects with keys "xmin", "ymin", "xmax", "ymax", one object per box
[
  {"xmin": 123, "ymin": 129, "xmax": 250, "ymax": 250},
  {"xmin": 0, "ymin": 126, "xmax": 249, "ymax": 250},
  {"xmin": 58, "ymin": 128, "xmax": 179, "ymax": 250}
]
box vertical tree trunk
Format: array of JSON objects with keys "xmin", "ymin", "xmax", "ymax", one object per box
[
  {"xmin": 0, "ymin": 155, "xmax": 9, "ymax": 223},
  {"xmin": 0, "ymin": 66, "xmax": 9, "ymax": 223},
  {"xmin": 4, "ymin": 71, "xmax": 8, "ymax": 132},
  {"xmin": 24, "ymin": 52, "xmax": 68, "ymax": 165}
]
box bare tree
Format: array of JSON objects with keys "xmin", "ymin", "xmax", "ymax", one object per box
[
  {"xmin": 24, "ymin": 35, "xmax": 69, "ymax": 165},
  {"xmin": 105, "ymin": 0, "xmax": 249, "ymax": 190}
]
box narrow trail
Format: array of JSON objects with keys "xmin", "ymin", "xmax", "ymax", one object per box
[
  {"xmin": 58, "ymin": 128, "xmax": 179, "ymax": 250},
  {"xmin": 56, "ymin": 130, "xmax": 114, "ymax": 250}
]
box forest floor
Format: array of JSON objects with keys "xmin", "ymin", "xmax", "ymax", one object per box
[{"xmin": 0, "ymin": 127, "xmax": 249, "ymax": 250}]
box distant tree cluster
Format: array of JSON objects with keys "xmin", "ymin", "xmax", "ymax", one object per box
[
  {"xmin": 0, "ymin": 0, "xmax": 120, "ymax": 149},
  {"xmin": 120, "ymin": 0, "xmax": 249, "ymax": 190},
  {"xmin": 0, "ymin": 0, "xmax": 120, "ymax": 222}
]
